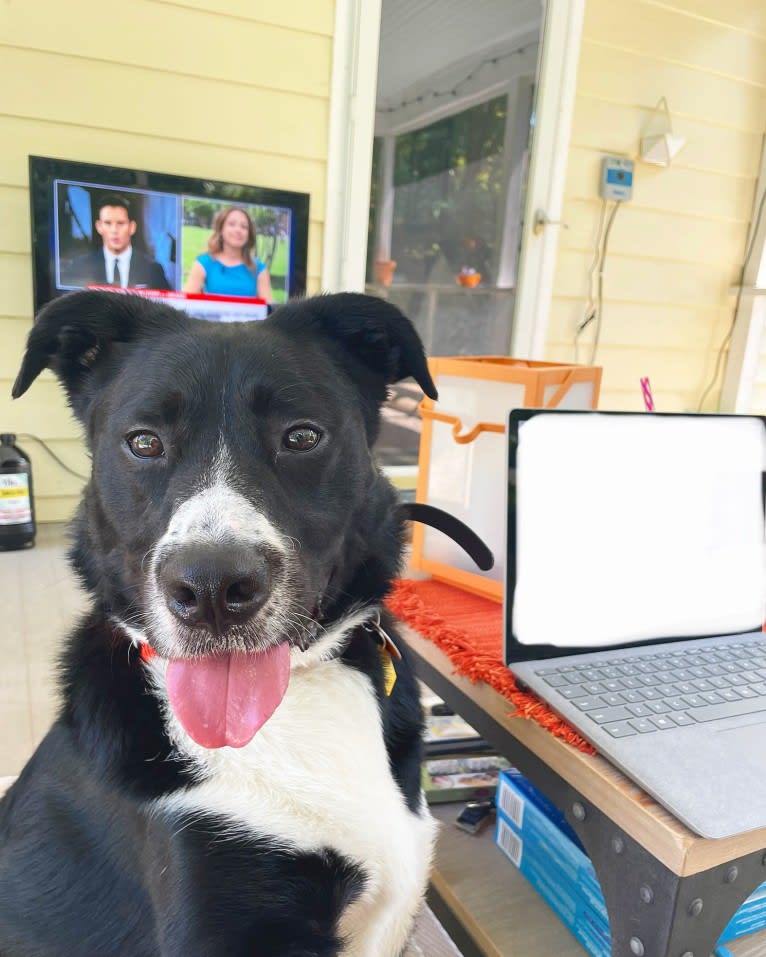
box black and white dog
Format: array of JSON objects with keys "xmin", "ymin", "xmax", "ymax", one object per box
[{"xmin": 0, "ymin": 291, "xmax": 440, "ymax": 957}]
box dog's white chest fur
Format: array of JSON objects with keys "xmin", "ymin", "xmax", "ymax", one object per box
[{"xmin": 154, "ymin": 657, "xmax": 436, "ymax": 956}]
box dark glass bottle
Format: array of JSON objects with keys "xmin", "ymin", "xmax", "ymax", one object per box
[{"xmin": 0, "ymin": 434, "xmax": 36, "ymax": 550}]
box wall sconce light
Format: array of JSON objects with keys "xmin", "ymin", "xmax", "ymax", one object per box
[{"xmin": 640, "ymin": 96, "xmax": 686, "ymax": 167}]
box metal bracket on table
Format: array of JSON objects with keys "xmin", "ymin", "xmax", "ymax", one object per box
[
  {"xmin": 553, "ymin": 780, "xmax": 766, "ymax": 957},
  {"xmin": 409, "ymin": 643, "xmax": 766, "ymax": 957}
]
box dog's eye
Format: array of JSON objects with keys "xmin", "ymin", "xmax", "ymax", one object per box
[
  {"xmin": 127, "ymin": 431, "xmax": 165, "ymax": 458},
  {"xmin": 283, "ymin": 425, "xmax": 321, "ymax": 452}
]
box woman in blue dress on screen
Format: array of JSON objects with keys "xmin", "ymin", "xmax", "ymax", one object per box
[{"xmin": 184, "ymin": 206, "xmax": 273, "ymax": 302}]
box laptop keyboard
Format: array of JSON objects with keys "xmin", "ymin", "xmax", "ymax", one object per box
[{"xmin": 533, "ymin": 638, "xmax": 766, "ymax": 738}]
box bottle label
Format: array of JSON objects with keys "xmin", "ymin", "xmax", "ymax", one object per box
[{"xmin": 0, "ymin": 473, "xmax": 32, "ymax": 525}]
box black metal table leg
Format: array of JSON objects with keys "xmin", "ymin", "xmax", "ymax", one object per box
[{"xmin": 547, "ymin": 782, "xmax": 766, "ymax": 957}]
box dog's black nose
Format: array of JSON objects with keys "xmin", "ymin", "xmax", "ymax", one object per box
[{"xmin": 158, "ymin": 546, "xmax": 272, "ymax": 633}]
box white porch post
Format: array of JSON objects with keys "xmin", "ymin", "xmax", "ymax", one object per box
[
  {"xmin": 374, "ymin": 136, "xmax": 396, "ymax": 262},
  {"xmin": 496, "ymin": 77, "xmax": 535, "ymax": 290}
]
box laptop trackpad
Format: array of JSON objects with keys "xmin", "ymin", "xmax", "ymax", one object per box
[{"xmin": 715, "ymin": 717, "xmax": 766, "ymax": 746}]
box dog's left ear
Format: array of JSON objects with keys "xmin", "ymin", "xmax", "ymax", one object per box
[
  {"xmin": 291, "ymin": 293, "xmax": 437, "ymax": 399},
  {"xmin": 13, "ymin": 290, "xmax": 187, "ymax": 412}
]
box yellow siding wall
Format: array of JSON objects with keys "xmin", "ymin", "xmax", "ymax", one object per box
[
  {"xmin": 546, "ymin": 0, "xmax": 766, "ymax": 412},
  {"xmin": 0, "ymin": 0, "xmax": 334, "ymax": 521}
]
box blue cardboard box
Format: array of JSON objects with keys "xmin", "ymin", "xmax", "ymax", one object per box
[
  {"xmin": 495, "ymin": 812, "xmax": 610, "ymax": 957},
  {"xmin": 494, "ymin": 769, "xmax": 611, "ymax": 957},
  {"xmin": 496, "ymin": 770, "xmax": 606, "ymax": 919}
]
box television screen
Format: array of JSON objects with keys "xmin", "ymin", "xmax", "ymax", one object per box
[{"xmin": 29, "ymin": 156, "xmax": 310, "ymax": 319}]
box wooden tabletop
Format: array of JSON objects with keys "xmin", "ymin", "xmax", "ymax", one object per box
[{"xmin": 403, "ymin": 624, "xmax": 766, "ymax": 877}]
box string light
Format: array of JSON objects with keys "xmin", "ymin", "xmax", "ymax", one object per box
[{"xmin": 376, "ymin": 44, "xmax": 534, "ymax": 115}]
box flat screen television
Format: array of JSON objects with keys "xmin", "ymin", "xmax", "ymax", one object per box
[{"xmin": 29, "ymin": 155, "xmax": 310, "ymax": 317}]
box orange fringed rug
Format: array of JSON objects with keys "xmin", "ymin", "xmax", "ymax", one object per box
[{"xmin": 386, "ymin": 578, "xmax": 597, "ymax": 755}]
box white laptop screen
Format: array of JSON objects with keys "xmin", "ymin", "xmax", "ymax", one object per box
[{"xmin": 504, "ymin": 410, "xmax": 766, "ymax": 665}]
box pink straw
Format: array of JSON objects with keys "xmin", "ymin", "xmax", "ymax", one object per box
[{"xmin": 640, "ymin": 377, "xmax": 655, "ymax": 412}]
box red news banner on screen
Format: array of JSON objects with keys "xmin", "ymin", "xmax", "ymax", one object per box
[{"xmin": 85, "ymin": 287, "xmax": 269, "ymax": 323}]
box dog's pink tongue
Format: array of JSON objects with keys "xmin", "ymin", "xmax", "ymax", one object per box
[{"xmin": 166, "ymin": 644, "xmax": 290, "ymax": 749}]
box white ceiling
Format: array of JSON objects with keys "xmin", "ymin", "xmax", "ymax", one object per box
[{"xmin": 376, "ymin": 0, "xmax": 542, "ymax": 106}]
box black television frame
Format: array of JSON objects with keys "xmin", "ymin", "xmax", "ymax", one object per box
[{"xmin": 29, "ymin": 155, "xmax": 310, "ymax": 314}]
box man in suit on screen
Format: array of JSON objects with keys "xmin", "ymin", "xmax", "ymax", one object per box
[{"xmin": 60, "ymin": 193, "xmax": 171, "ymax": 290}]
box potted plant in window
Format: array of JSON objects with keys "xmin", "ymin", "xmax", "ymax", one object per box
[
  {"xmin": 456, "ymin": 267, "xmax": 482, "ymax": 287},
  {"xmin": 456, "ymin": 237, "xmax": 482, "ymax": 287},
  {"xmin": 373, "ymin": 258, "xmax": 397, "ymax": 286}
]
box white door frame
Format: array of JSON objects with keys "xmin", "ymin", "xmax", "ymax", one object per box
[
  {"xmin": 719, "ymin": 141, "xmax": 766, "ymax": 413},
  {"xmin": 322, "ymin": 0, "xmax": 585, "ymax": 361},
  {"xmin": 321, "ymin": 0, "xmax": 383, "ymax": 293}
]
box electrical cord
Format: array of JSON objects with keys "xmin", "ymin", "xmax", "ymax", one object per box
[
  {"xmin": 696, "ymin": 183, "xmax": 766, "ymax": 412},
  {"xmin": 574, "ymin": 201, "xmax": 620, "ymax": 365},
  {"xmin": 574, "ymin": 200, "xmax": 608, "ymax": 363},
  {"xmin": 590, "ymin": 202, "xmax": 621, "ymax": 365},
  {"xmin": 16, "ymin": 433, "xmax": 89, "ymax": 481}
]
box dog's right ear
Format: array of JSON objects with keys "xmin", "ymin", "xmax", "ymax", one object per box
[
  {"xmin": 13, "ymin": 291, "xmax": 186, "ymax": 411},
  {"xmin": 281, "ymin": 293, "xmax": 438, "ymax": 401}
]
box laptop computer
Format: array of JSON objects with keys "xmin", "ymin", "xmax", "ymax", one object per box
[{"xmin": 504, "ymin": 409, "xmax": 766, "ymax": 839}]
